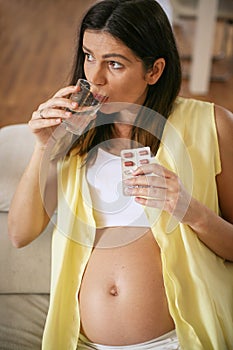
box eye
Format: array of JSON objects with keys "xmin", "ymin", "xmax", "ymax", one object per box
[
  {"xmin": 84, "ymin": 52, "xmax": 95, "ymax": 62},
  {"xmin": 108, "ymin": 61, "xmax": 123, "ymax": 70}
]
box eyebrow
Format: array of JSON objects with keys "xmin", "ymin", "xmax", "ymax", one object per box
[{"xmin": 82, "ymin": 46, "xmax": 132, "ymax": 63}]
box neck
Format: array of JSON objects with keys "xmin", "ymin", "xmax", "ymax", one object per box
[
  {"xmin": 113, "ymin": 122, "xmax": 132, "ymax": 139},
  {"xmin": 112, "ymin": 108, "xmax": 139, "ymax": 138}
]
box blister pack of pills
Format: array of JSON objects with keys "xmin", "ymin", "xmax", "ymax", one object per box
[{"xmin": 120, "ymin": 146, "xmax": 151, "ymax": 196}]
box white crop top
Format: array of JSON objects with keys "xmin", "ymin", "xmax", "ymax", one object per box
[{"xmin": 86, "ymin": 148, "xmax": 150, "ymax": 228}]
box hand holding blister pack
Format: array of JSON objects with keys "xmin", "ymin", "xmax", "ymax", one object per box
[{"xmin": 121, "ymin": 146, "xmax": 151, "ymax": 196}]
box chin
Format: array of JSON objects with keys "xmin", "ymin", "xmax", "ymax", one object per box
[{"xmin": 100, "ymin": 101, "xmax": 140, "ymax": 115}]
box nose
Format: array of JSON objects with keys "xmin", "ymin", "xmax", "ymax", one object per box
[{"xmin": 87, "ymin": 64, "xmax": 106, "ymax": 86}]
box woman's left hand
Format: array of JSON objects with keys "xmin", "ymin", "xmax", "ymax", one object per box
[{"xmin": 124, "ymin": 163, "xmax": 192, "ymax": 223}]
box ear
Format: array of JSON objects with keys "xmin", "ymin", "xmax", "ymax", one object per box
[{"xmin": 145, "ymin": 58, "xmax": 166, "ymax": 85}]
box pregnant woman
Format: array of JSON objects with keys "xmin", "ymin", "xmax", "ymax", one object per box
[{"xmin": 8, "ymin": 1, "xmax": 233, "ymax": 349}]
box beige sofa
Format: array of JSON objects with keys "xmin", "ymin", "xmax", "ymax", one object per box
[{"xmin": 0, "ymin": 124, "xmax": 53, "ymax": 349}]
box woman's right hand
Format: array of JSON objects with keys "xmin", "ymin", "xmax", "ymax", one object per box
[{"xmin": 29, "ymin": 85, "xmax": 79, "ymax": 148}]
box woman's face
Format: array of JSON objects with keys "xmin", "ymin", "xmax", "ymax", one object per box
[{"xmin": 82, "ymin": 30, "xmax": 150, "ymax": 106}]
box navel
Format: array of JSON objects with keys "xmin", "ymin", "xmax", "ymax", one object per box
[{"xmin": 109, "ymin": 285, "xmax": 119, "ymax": 296}]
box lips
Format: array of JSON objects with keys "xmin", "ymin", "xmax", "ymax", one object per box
[{"xmin": 93, "ymin": 93, "xmax": 109, "ymax": 103}]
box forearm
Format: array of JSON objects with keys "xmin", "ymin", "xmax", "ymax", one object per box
[
  {"xmin": 8, "ymin": 144, "xmax": 51, "ymax": 247},
  {"xmin": 184, "ymin": 197, "xmax": 233, "ymax": 261}
]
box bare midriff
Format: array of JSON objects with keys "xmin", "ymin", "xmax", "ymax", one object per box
[{"xmin": 79, "ymin": 226, "xmax": 174, "ymax": 346}]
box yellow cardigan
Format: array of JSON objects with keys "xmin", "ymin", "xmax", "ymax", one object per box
[{"xmin": 42, "ymin": 97, "xmax": 233, "ymax": 350}]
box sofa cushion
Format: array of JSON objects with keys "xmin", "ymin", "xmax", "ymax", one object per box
[
  {"xmin": 0, "ymin": 294, "xmax": 49, "ymax": 350},
  {"xmin": 0, "ymin": 212, "xmax": 53, "ymax": 294},
  {"xmin": 0, "ymin": 124, "xmax": 35, "ymax": 212}
]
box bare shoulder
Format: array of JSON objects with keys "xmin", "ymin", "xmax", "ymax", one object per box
[
  {"xmin": 214, "ymin": 104, "xmax": 233, "ymax": 141},
  {"xmin": 214, "ymin": 104, "xmax": 233, "ymax": 223}
]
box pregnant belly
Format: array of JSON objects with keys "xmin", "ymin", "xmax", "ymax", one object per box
[{"xmin": 79, "ymin": 228, "xmax": 174, "ymax": 346}]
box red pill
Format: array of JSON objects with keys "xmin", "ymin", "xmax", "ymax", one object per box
[
  {"xmin": 139, "ymin": 159, "xmax": 149, "ymax": 165},
  {"xmin": 124, "ymin": 161, "xmax": 135, "ymax": 166},
  {"xmin": 123, "ymin": 152, "xmax": 134, "ymax": 158},
  {"xmin": 139, "ymin": 150, "xmax": 149, "ymax": 156}
]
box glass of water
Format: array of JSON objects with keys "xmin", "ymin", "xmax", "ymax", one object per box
[{"xmin": 63, "ymin": 79, "xmax": 106, "ymax": 135}]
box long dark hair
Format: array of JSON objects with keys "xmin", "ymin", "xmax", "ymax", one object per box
[{"xmin": 68, "ymin": 0, "xmax": 182, "ymax": 159}]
